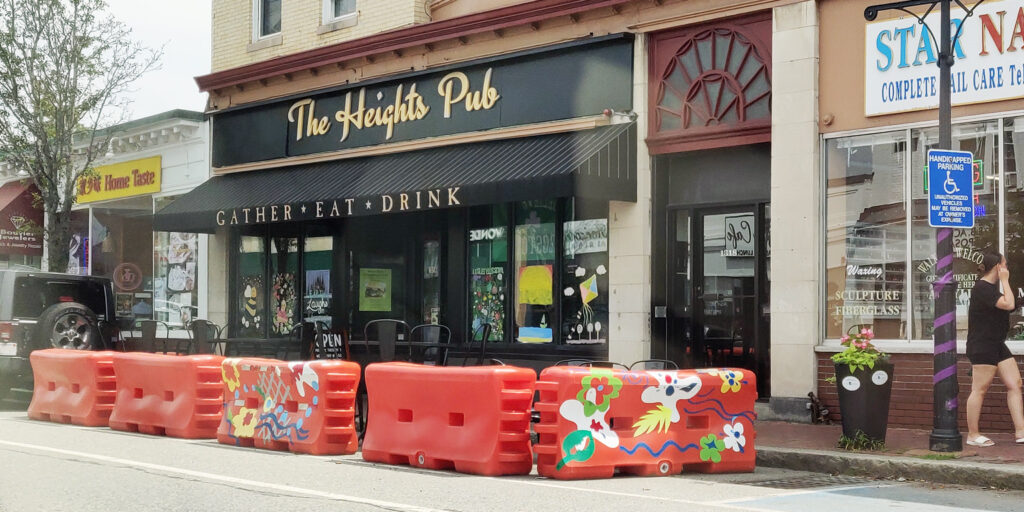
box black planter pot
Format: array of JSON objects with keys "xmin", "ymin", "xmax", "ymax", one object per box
[{"xmin": 835, "ymin": 361, "xmax": 894, "ymax": 442}]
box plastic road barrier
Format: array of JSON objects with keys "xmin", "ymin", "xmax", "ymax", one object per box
[
  {"xmin": 534, "ymin": 366, "xmax": 757, "ymax": 479},
  {"xmin": 108, "ymin": 353, "xmax": 224, "ymax": 438},
  {"xmin": 362, "ymin": 362, "xmax": 536, "ymax": 476},
  {"xmin": 27, "ymin": 349, "xmax": 117, "ymax": 426},
  {"xmin": 218, "ymin": 358, "xmax": 361, "ymax": 455}
]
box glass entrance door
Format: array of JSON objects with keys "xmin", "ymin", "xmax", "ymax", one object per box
[{"xmin": 667, "ymin": 204, "xmax": 770, "ymax": 397}]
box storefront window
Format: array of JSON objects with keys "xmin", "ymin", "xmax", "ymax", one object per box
[
  {"xmin": 514, "ymin": 200, "xmax": 557, "ymax": 343},
  {"xmin": 910, "ymin": 122, "xmax": 1000, "ymax": 340},
  {"xmin": 422, "ymin": 237, "xmax": 441, "ymax": 324},
  {"xmin": 1003, "ymin": 118, "xmax": 1024, "ymax": 340},
  {"xmin": 237, "ymin": 235, "xmax": 266, "ymax": 337},
  {"xmin": 154, "ymin": 196, "xmax": 200, "ymax": 328},
  {"xmin": 303, "ymin": 236, "xmax": 333, "ymax": 328},
  {"xmin": 270, "ymin": 237, "xmax": 299, "ymax": 335},
  {"xmin": 91, "ymin": 196, "xmax": 155, "ymax": 321},
  {"xmin": 562, "ymin": 199, "xmax": 609, "ymax": 344},
  {"xmin": 469, "ymin": 205, "xmax": 508, "ymax": 342},
  {"xmin": 825, "ymin": 132, "xmax": 908, "ymax": 339},
  {"xmin": 66, "ymin": 210, "xmax": 90, "ymax": 275}
]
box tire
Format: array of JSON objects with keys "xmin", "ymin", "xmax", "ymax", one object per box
[{"xmin": 35, "ymin": 302, "xmax": 101, "ymax": 351}]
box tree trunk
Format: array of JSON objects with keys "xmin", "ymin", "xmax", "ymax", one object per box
[{"xmin": 46, "ymin": 207, "xmax": 73, "ymax": 273}]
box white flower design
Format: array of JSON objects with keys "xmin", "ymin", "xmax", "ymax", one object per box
[{"xmin": 722, "ymin": 422, "xmax": 746, "ymax": 452}]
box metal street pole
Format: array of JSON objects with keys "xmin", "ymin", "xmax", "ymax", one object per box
[
  {"xmin": 930, "ymin": 0, "xmax": 962, "ymax": 453},
  {"xmin": 865, "ymin": 0, "xmax": 983, "ymax": 452}
]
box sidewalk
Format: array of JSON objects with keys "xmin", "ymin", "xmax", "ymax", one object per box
[{"xmin": 756, "ymin": 420, "xmax": 1024, "ymax": 489}]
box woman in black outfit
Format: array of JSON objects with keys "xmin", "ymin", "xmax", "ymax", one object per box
[{"xmin": 966, "ymin": 253, "xmax": 1024, "ymax": 447}]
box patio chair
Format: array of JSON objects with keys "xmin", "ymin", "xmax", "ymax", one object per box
[
  {"xmin": 554, "ymin": 358, "xmax": 594, "ymax": 367},
  {"xmin": 462, "ymin": 323, "xmax": 503, "ymax": 366},
  {"xmin": 135, "ymin": 320, "xmax": 169, "ymax": 353},
  {"xmin": 186, "ymin": 319, "xmax": 222, "ymax": 355},
  {"xmin": 630, "ymin": 359, "xmax": 679, "ymax": 371},
  {"xmin": 362, "ymin": 319, "xmax": 412, "ymax": 362},
  {"xmin": 410, "ymin": 323, "xmax": 452, "ymax": 365}
]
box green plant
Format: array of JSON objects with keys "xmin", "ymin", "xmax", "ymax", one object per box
[
  {"xmin": 832, "ymin": 327, "xmax": 888, "ymax": 374},
  {"xmin": 838, "ymin": 430, "xmax": 886, "ymax": 451},
  {"xmin": 917, "ymin": 453, "xmax": 956, "ymax": 461}
]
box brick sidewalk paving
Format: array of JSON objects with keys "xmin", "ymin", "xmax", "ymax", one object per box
[{"xmin": 757, "ymin": 420, "xmax": 1024, "ymax": 464}]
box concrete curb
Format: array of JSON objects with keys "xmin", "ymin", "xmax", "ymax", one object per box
[{"xmin": 757, "ymin": 446, "xmax": 1024, "ymax": 490}]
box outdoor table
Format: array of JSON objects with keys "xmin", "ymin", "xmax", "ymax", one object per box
[{"xmin": 217, "ymin": 337, "xmax": 302, "ymax": 359}]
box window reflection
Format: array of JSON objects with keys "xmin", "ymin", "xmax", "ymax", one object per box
[{"xmin": 825, "ymin": 132, "xmax": 908, "ymax": 339}]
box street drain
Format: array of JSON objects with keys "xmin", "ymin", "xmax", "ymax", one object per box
[{"xmin": 743, "ymin": 474, "xmax": 879, "ymax": 489}]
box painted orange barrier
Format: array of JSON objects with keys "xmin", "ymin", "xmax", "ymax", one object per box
[
  {"xmin": 108, "ymin": 353, "xmax": 224, "ymax": 438},
  {"xmin": 27, "ymin": 349, "xmax": 117, "ymax": 427},
  {"xmin": 217, "ymin": 358, "xmax": 360, "ymax": 455},
  {"xmin": 362, "ymin": 362, "xmax": 535, "ymax": 476},
  {"xmin": 534, "ymin": 366, "xmax": 757, "ymax": 479}
]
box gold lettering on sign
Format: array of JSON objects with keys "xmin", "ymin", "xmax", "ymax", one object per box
[
  {"xmin": 255, "ymin": 207, "xmax": 266, "ymax": 223},
  {"xmin": 230, "ymin": 211, "xmax": 239, "ymax": 225},
  {"xmin": 415, "ymin": 191, "xmax": 422, "ymax": 209},
  {"xmin": 400, "ymin": 193, "xmax": 409, "ymax": 211},
  {"xmin": 216, "ymin": 211, "xmax": 226, "ymax": 226},
  {"xmin": 333, "ymin": 84, "xmax": 429, "ymax": 142},
  {"xmin": 345, "ymin": 198, "xmax": 354, "ymax": 214},
  {"xmin": 270, "ymin": 205, "xmax": 279, "ymax": 222},
  {"xmin": 288, "ymin": 99, "xmax": 331, "ymax": 141},
  {"xmin": 242, "ymin": 208, "xmax": 251, "ymax": 224},
  {"xmin": 437, "ymin": 68, "xmax": 500, "ymax": 119},
  {"xmin": 428, "ymin": 190, "xmax": 440, "ymax": 208},
  {"xmin": 382, "ymin": 195, "xmax": 394, "ymax": 212},
  {"xmin": 330, "ymin": 201, "xmax": 341, "ymax": 217},
  {"xmin": 448, "ymin": 187, "xmax": 461, "ymax": 206},
  {"xmin": 284, "ymin": 205, "xmax": 292, "ymax": 221}
]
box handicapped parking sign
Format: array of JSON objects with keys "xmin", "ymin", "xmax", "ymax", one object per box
[{"xmin": 928, "ymin": 149, "xmax": 974, "ymax": 228}]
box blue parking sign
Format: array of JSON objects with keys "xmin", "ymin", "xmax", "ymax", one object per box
[{"xmin": 928, "ymin": 149, "xmax": 974, "ymax": 228}]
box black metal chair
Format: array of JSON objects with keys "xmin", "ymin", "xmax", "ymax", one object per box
[
  {"xmin": 135, "ymin": 320, "xmax": 170, "ymax": 353},
  {"xmin": 362, "ymin": 319, "xmax": 412, "ymax": 362},
  {"xmin": 582, "ymin": 361, "xmax": 630, "ymax": 370},
  {"xmin": 554, "ymin": 358, "xmax": 594, "ymax": 366},
  {"xmin": 410, "ymin": 324, "xmax": 452, "ymax": 365},
  {"xmin": 186, "ymin": 319, "xmax": 221, "ymax": 355},
  {"xmin": 97, "ymin": 319, "xmax": 125, "ymax": 351},
  {"xmin": 462, "ymin": 323, "xmax": 504, "ymax": 366},
  {"xmin": 630, "ymin": 359, "xmax": 679, "ymax": 370}
]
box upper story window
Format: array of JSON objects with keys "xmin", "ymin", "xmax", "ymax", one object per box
[
  {"xmin": 254, "ymin": 0, "xmax": 281, "ymax": 40},
  {"xmin": 324, "ymin": 0, "xmax": 356, "ymax": 24}
]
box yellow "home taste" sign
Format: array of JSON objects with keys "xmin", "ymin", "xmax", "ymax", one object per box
[{"xmin": 77, "ymin": 156, "xmax": 162, "ymax": 203}]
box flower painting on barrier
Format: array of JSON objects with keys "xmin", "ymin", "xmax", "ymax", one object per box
[{"xmin": 541, "ymin": 366, "xmax": 757, "ymax": 478}]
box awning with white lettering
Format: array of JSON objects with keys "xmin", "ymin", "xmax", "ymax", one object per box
[{"xmin": 153, "ymin": 122, "xmax": 636, "ymax": 233}]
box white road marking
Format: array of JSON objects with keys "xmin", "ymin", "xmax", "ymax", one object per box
[
  {"xmin": 0, "ymin": 439, "xmax": 444, "ymax": 512},
  {"xmin": 482, "ymin": 476, "xmax": 782, "ymax": 511}
]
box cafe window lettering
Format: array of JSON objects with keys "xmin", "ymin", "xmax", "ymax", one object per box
[
  {"xmin": 303, "ymin": 236, "xmax": 333, "ymax": 328},
  {"xmin": 825, "ymin": 119, "xmax": 1024, "ymax": 342}
]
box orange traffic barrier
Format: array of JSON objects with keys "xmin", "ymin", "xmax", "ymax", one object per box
[
  {"xmin": 534, "ymin": 366, "xmax": 757, "ymax": 479},
  {"xmin": 108, "ymin": 353, "xmax": 224, "ymax": 438},
  {"xmin": 362, "ymin": 362, "xmax": 536, "ymax": 476},
  {"xmin": 27, "ymin": 349, "xmax": 117, "ymax": 426},
  {"xmin": 217, "ymin": 358, "xmax": 360, "ymax": 455}
]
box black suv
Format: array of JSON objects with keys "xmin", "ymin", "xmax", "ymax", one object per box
[{"xmin": 0, "ymin": 270, "xmax": 117, "ymax": 404}]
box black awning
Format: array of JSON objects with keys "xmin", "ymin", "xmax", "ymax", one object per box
[{"xmin": 154, "ymin": 122, "xmax": 636, "ymax": 233}]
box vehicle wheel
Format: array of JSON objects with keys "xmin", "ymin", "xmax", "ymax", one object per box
[{"xmin": 36, "ymin": 303, "xmax": 101, "ymax": 350}]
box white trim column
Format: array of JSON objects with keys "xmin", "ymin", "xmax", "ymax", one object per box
[
  {"xmin": 768, "ymin": 0, "xmax": 820, "ymax": 417},
  {"xmin": 608, "ymin": 35, "xmax": 653, "ymax": 365}
]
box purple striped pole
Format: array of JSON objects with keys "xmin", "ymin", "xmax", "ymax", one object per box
[{"xmin": 929, "ymin": 0, "xmax": 963, "ymax": 452}]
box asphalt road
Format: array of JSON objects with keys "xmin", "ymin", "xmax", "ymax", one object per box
[{"xmin": 1, "ymin": 410, "xmax": 1024, "ymax": 512}]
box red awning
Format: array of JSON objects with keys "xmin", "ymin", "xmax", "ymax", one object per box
[{"xmin": 0, "ymin": 180, "xmax": 43, "ymax": 256}]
